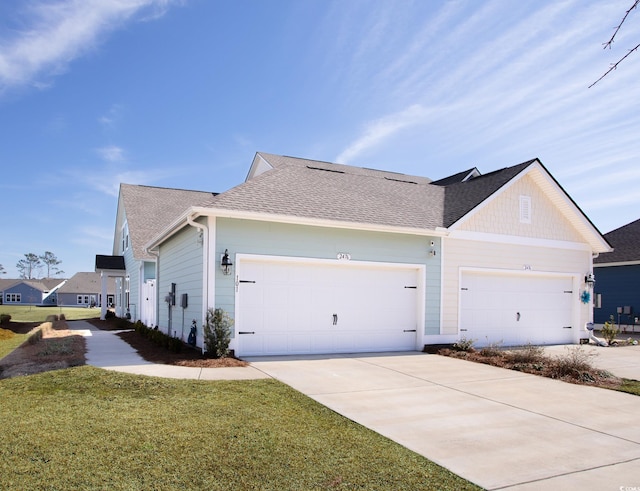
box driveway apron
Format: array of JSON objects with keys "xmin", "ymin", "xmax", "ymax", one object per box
[{"xmin": 246, "ymin": 352, "xmax": 640, "ymax": 491}]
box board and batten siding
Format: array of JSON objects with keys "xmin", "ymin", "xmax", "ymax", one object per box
[
  {"xmin": 442, "ymin": 238, "xmax": 592, "ymax": 336},
  {"xmin": 157, "ymin": 223, "xmax": 205, "ymax": 344},
  {"xmin": 215, "ymin": 217, "xmax": 442, "ymax": 337}
]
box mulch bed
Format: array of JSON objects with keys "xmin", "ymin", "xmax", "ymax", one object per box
[
  {"xmin": 116, "ymin": 330, "xmax": 248, "ymax": 368},
  {"xmin": 85, "ymin": 318, "xmax": 247, "ymax": 368}
]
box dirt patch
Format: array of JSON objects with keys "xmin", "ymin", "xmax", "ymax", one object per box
[{"xmin": 0, "ymin": 321, "xmax": 86, "ymax": 379}]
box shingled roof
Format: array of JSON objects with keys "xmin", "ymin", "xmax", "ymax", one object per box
[
  {"xmin": 595, "ymin": 218, "xmax": 640, "ymax": 264},
  {"xmin": 58, "ymin": 272, "xmax": 116, "ymax": 294},
  {"xmin": 201, "ymin": 153, "xmax": 537, "ymax": 231},
  {"xmin": 119, "ymin": 184, "xmax": 217, "ymax": 261}
]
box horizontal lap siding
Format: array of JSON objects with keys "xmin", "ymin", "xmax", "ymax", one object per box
[
  {"xmin": 215, "ymin": 218, "xmax": 441, "ymax": 336},
  {"xmin": 593, "ymin": 264, "xmax": 640, "ymax": 324},
  {"xmin": 158, "ymin": 225, "xmax": 204, "ymax": 340},
  {"xmin": 443, "ymin": 238, "xmax": 590, "ymax": 335}
]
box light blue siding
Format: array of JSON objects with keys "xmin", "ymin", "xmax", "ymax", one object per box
[
  {"xmin": 215, "ymin": 218, "xmax": 441, "ymax": 335},
  {"xmin": 157, "ymin": 224, "xmax": 204, "ymax": 342}
]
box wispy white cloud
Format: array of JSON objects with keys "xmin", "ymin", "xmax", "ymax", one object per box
[
  {"xmin": 336, "ymin": 104, "xmax": 431, "ymax": 164},
  {"xmin": 0, "ymin": 0, "xmax": 183, "ymax": 93},
  {"xmin": 99, "ymin": 103, "xmax": 125, "ymax": 129},
  {"xmin": 96, "ymin": 145, "xmax": 126, "ymax": 163},
  {"xmin": 334, "ymin": 0, "xmax": 640, "ymax": 173}
]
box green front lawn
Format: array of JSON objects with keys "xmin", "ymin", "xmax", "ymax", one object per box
[
  {"xmin": 0, "ymin": 367, "xmax": 480, "ymax": 490},
  {"xmin": 0, "ymin": 305, "xmax": 100, "ymax": 323},
  {"xmin": 0, "ymin": 331, "xmax": 30, "ymax": 360}
]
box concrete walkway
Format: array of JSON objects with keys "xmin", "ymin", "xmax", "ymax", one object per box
[{"xmin": 68, "ymin": 320, "xmax": 269, "ymax": 380}]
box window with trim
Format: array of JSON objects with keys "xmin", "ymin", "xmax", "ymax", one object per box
[
  {"xmin": 519, "ymin": 195, "xmax": 531, "ymax": 224},
  {"xmin": 77, "ymin": 295, "xmax": 90, "ymax": 305},
  {"xmin": 594, "ymin": 293, "xmax": 602, "ymax": 309},
  {"xmin": 5, "ymin": 293, "xmax": 21, "ymax": 303},
  {"xmin": 121, "ymin": 223, "xmax": 129, "ymax": 253}
]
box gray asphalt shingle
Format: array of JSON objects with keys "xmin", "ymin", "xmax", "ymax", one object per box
[{"xmin": 595, "ymin": 218, "xmax": 640, "ymax": 263}]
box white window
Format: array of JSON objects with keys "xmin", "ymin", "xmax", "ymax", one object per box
[
  {"xmin": 594, "ymin": 293, "xmax": 602, "ymax": 309},
  {"xmin": 5, "ymin": 293, "xmax": 21, "ymax": 303},
  {"xmin": 519, "ymin": 195, "xmax": 531, "ymax": 224},
  {"xmin": 77, "ymin": 295, "xmax": 90, "ymax": 305},
  {"xmin": 121, "ymin": 223, "xmax": 129, "ymax": 253}
]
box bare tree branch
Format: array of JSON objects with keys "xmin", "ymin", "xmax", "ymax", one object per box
[
  {"xmin": 590, "ymin": 0, "xmax": 640, "ymax": 87},
  {"xmin": 589, "ymin": 41, "xmax": 640, "ymax": 88},
  {"xmin": 603, "ymin": 0, "xmax": 640, "ymax": 49}
]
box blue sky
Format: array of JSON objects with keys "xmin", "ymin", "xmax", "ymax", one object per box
[{"xmin": 1, "ymin": 0, "xmax": 639, "ymax": 279}]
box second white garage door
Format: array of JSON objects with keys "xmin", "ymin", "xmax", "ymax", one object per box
[
  {"xmin": 235, "ymin": 258, "xmax": 422, "ymax": 356},
  {"xmin": 459, "ymin": 271, "xmax": 576, "ymax": 346}
]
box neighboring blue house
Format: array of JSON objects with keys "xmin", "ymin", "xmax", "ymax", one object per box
[
  {"xmin": 0, "ymin": 279, "xmax": 65, "ymax": 305},
  {"xmin": 56, "ymin": 272, "xmax": 116, "ymax": 307},
  {"xmin": 593, "ymin": 218, "xmax": 640, "ymax": 331}
]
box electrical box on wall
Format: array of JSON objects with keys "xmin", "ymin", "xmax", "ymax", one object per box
[{"xmin": 181, "ymin": 293, "xmax": 188, "ymax": 309}]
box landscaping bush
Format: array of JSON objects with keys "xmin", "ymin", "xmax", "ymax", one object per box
[
  {"xmin": 453, "ymin": 336, "xmax": 475, "ymax": 352},
  {"xmin": 203, "ymin": 308, "xmax": 232, "ymax": 358},
  {"xmin": 506, "ymin": 343, "xmax": 545, "ymax": 364},
  {"xmin": 601, "ymin": 314, "xmax": 618, "ymax": 345},
  {"xmin": 134, "ymin": 321, "xmax": 182, "ymax": 353},
  {"xmin": 549, "ymin": 346, "xmax": 597, "ymax": 382},
  {"xmin": 479, "ymin": 340, "xmax": 503, "ymax": 357},
  {"xmin": 0, "ymin": 314, "xmax": 11, "ymax": 325}
]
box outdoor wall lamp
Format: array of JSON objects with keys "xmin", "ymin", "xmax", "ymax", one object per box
[
  {"xmin": 584, "ymin": 273, "xmax": 595, "ymax": 288},
  {"xmin": 220, "ymin": 249, "xmax": 233, "ymax": 275}
]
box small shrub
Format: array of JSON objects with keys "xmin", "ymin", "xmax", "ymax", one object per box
[
  {"xmin": 203, "ymin": 308, "xmax": 232, "ymax": 359},
  {"xmin": 506, "ymin": 343, "xmax": 545, "ymax": 364},
  {"xmin": 550, "ymin": 346, "xmax": 596, "ymax": 380},
  {"xmin": 105, "ymin": 310, "xmax": 116, "ymax": 319},
  {"xmin": 59, "ymin": 314, "xmax": 66, "ymax": 321},
  {"xmin": 601, "ymin": 315, "xmax": 618, "ymax": 345},
  {"xmin": 0, "ymin": 314, "xmax": 11, "ymax": 325},
  {"xmin": 45, "ymin": 315, "xmax": 58, "ymax": 322},
  {"xmin": 453, "ymin": 337, "xmax": 475, "ymax": 352},
  {"xmin": 479, "ymin": 340, "xmax": 503, "ymax": 357}
]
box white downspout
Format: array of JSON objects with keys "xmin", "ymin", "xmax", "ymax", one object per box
[
  {"xmin": 186, "ymin": 214, "xmax": 209, "ymax": 352},
  {"xmin": 147, "ymin": 247, "xmax": 160, "ymax": 328}
]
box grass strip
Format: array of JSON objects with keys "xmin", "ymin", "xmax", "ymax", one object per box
[
  {"xmin": 0, "ymin": 332, "xmax": 30, "ymax": 360},
  {"xmin": 0, "ymin": 366, "xmax": 481, "ymax": 491},
  {"xmin": 0, "ymin": 305, "xmax": 100, "ymax": 323}
]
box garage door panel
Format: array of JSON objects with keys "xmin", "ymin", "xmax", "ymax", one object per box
[
  {"xmin": 237, "ymin": 259, "xmax": 420, "ymax": 356},
  {"xmin": 461, "ymin": 273, "xmax": 574, "ymax": 346}
]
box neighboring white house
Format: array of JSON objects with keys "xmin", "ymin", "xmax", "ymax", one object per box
[{"xmin": 125, "ymin": 152, "xmax": 610, "ymax": 357}]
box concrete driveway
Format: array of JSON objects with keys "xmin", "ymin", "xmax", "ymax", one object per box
[{"xmin": 246, "ymin": 352, "xmax": 640, "ymax": 490}]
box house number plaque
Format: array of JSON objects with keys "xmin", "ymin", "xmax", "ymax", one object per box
[{"xmin": 337, "ymin": 252, "xmax": 351, "ymax": 260}]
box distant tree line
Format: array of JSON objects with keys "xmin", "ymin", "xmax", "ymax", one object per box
[{"xmin": 15, "ymin": 252, "xmax": 64, "ymax": 279}]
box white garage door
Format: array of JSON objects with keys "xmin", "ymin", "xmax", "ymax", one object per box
[
  {"xmin": 460, "ymin": 272, "xmax": 575, "ymax": 346},
  {"xmin": 236, "ymin": 258, "xmax": 421, "ymax": 356}
]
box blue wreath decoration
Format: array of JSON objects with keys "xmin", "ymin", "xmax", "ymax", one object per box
[{"xmin": 580, "ymin": 290, "xmax": 591, "ymax": 304}]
